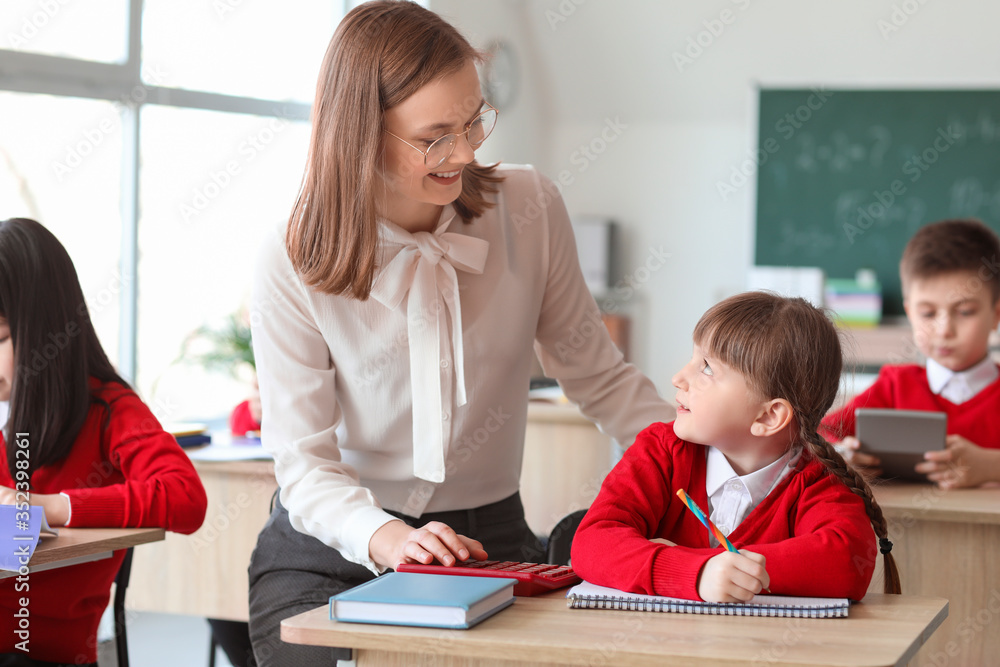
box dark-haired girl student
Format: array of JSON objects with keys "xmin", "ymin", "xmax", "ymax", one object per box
[
  {"xmin": 572, "ymin": 292, "xmax": 901, "ymax": 602},
  {"xmin": 0, "ymin": 218, "xmax": 208, "ymax": 667},
  {"xmin": 248, "ymin": 1, "xmax": 671, "ymax": 664}
]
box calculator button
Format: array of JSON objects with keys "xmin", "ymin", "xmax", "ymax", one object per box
[{"xmin": 394, "ymin": 559, "xmax": 581, "ymax": 596}]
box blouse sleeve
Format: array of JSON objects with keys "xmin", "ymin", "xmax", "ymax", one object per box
[
  {"xmin": 528, "ymin": 170, "xmax": 673, "ymax": 446},
  {"xmin": 62, "ymin": 389, "xmax": 208, "ymax": 535},
  {"xmin": 250, "ymin": 229, "xmax": 397, "ymax": 573}
]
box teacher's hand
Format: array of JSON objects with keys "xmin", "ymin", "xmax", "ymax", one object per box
[{"xmin": 369, "ymin": 519, "xmax": 488, "ymax": 570}]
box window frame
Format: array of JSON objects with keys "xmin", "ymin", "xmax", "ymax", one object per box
[{"xmin": 0, "ymin": 0, "xmax": 315, "ymax": 382}]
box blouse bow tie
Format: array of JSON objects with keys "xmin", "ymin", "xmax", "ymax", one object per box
[{"xmin": 370, "ymin": 214, "xmax": 490, "ymax": 483}]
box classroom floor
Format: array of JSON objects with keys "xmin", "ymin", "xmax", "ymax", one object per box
[{"xmin": 98, "ymin": 611, "xmax": 234, "ymax": 667}]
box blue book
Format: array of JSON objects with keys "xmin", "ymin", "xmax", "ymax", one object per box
[
  {"xmin": 175, "ymin": 433, "xmax": 211, "ymax": 448},
  {"xmin": 329, "ymin": 572, "xmax": 515, "ymax": 629}
]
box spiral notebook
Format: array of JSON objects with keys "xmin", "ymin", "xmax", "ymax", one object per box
[{"xmin": 566, "ymin": 582, "xmax": 850, "ymax": 618}]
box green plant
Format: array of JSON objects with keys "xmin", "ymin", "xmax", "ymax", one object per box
[{"xmin": 178, "ymin": 311, "xmax": 255, "ymax": 377}]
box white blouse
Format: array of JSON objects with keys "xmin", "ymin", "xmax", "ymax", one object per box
[{"xmin": 251, "ymin": 164, "xmax": 672, "ymax": 573}]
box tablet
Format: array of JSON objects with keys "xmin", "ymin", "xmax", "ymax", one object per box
[{"xmin": 855, "ymin": 409, "xmax": 947, "ymax": 482}]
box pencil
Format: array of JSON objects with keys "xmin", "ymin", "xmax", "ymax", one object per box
[{"xmin": 676, "ymin": 488, "xmax": 739, "ymax": 553}]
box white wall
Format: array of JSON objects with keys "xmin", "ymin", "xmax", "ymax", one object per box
[{"xmin": 434, "ymin": 0, "xmax": 1000, "ymax": 396}]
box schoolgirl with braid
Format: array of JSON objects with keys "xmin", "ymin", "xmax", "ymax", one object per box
[{"xmin": 572, "ymin": 292, "xmax": 900, "ymax": 602}]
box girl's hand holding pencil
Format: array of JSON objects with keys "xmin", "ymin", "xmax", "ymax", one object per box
[{"xmin": 676, "ymin": 488, "xmax": 771, "ymax": 603}]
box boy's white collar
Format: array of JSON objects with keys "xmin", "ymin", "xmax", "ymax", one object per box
[{"xmin": 926, "ymin": 356, "xmax": 998, "ymax": 404}]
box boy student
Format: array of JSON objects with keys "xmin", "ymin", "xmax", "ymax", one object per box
[{"xmin": 824, "ymin": 218, "xmax": 1000, "ymax": 489}]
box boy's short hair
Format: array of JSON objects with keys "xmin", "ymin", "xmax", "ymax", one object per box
[{"xmin": 900, "ymin": 218, "xmax": 1000, "ymax": 303}]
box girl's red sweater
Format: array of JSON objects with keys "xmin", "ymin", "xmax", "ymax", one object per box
[
  {"xmin": 572, "ymin": 421, "xmax": 877, "ymax": 602},
  {"xmin": 1, "ymin": 380, "xmax": 207, "ymax": 662}
]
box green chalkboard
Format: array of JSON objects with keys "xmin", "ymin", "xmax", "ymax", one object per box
[{"xmin": 754, "ymin": 89, "xmax": 1000, "ymax": 315}]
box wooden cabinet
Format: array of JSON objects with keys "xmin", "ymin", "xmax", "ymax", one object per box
[
  {"xmin": 519, "ymin": 402, "xmax": 615, "ymax": 538},
  {"xmin": 129, "ymin": 459, "xmax": 277, "ymax": 621}
]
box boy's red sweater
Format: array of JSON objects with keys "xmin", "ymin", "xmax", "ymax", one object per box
[{"xmin": 821, "ymin": 363, "xmax": 1000, "ymax": 449}]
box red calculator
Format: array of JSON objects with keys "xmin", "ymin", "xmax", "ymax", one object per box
[{"xmin": 396, "ymin": 559, "xmax": 581, "ymax": 596}]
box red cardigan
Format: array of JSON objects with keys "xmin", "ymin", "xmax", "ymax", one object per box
[
  {"xmin": 571, "ymin": 422, "xmax": 876, "ymax": 601},
  {"xmin": 821, "ymin": 363, "xmax": 1000, "ymax": 449},
  {"xmin": 229, "ymin": 399, "xmax": 261, "ymax": 436},
  {"xmin": 0, "ymin": 379, "xmax": 207, "ymax": 663}
]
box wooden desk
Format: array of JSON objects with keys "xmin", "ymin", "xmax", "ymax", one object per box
[
  {"xmin": 870, "ymin": 483, "xmax": 1000, "ymax": 666},
  {"xmin": 128, "ymin": 407, "xmax": 613, "ymax": 621},
  {"xmin": 280, "ymin": 592, "xmax": 947, "ymax": 667},
  {"xmin": 0, "ymin": 526, "xmax": 165, "ymax": 579},
  {"xmin": 520, "ymin": 402, "xmax": 615, "ymax": 537},
  {"xmin": 129, "ymin": 458, "xmax": 277, "ymax": 621}
]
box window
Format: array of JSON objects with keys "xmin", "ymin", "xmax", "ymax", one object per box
[
  {"xmin": 0, "ymin": 0, "xmax": 129, "ymax": 63},
  {"xmin": 0, "ymin": 92, "xmax": 123, "ymax": 362},
  {"xmin": 141, "ymin": 0, "xmax": 336, "ymax": 102},
  {"xmin": 137, "ymin": 105, "xmax": 310, "ymax": 419},
  {"xmin": 0, "ymin": 1, "xmax": 338, "ymax": 422}
]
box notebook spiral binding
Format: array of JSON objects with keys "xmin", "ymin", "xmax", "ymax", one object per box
[{"xmin": 566, "ymin": 594, "xmax": 848, "ymax": 618}]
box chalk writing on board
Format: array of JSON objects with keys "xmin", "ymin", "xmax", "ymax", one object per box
[
  {"xmin": 756, "ymin": 89, "xmax": 1000, "ymax": 315},
  {"xmin": 946, "ymin": 112, "xmax": 1000, "ymax": 145},
  {"xmin": 792, "ymin": 126, "xmax": 893, "ymax": 174},
  {"xmin": 835, "ymin": 190, "xmax": 926, "ymax": 239},
  {"xmin": 773, "ymin": 219, "xmax": 837, "ymax": 257},
  {"xmin": 949, "ymin": 177, "xmax": 1000, "ymax": 219}
]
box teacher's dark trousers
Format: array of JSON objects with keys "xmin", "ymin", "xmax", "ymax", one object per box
[{"xmin": 247, "ymin": 492, "xmax": 544, "ymax": 666}]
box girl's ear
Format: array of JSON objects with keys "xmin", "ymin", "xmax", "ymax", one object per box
[{"xmin": 752, "ymin": 398, "xmax": 793, "ymax": 437}]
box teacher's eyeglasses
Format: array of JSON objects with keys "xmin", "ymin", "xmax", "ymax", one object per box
[{"xmin": 385, "ymin": 103, "xmax": 498, "ymax": 170}]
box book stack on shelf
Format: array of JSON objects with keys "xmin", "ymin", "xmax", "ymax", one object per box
[
  {"xmin": 825, "ymin": 269, "xmax": 882, "ymax": 328},
  {"xmin": 166, "ymin": 423, "xmax": 212, "ymax": 449}
]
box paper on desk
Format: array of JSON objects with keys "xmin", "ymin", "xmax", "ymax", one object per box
[
  {"xmin": 528, "ymin": 385, "xmax": 567, "ymax": 402},
  {"xmin": 0, "ymin": 505, "xmax": 58, "ymax": 572},
  {"xmin": 187, "ymin": 443, "xmax": 273, "ymax": 461}
]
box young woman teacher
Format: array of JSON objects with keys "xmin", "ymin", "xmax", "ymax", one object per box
[{"xmin": 247, "ymin": 2, "xmax": 672, "ymax": 663}]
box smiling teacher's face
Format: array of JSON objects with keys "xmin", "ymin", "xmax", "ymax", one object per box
[{"xmin": 379, "ymin": 60, "xmax": 484, "ymax": 225}]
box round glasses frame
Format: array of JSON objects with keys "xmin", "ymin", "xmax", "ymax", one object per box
[{"xmin": 384, "ymin": 103, "xmax": 498, "ymax": 170}]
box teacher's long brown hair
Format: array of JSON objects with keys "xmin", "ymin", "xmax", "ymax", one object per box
[{"xmin": 287, "ymin": 0, "xmax": 503, "ymax": 300}]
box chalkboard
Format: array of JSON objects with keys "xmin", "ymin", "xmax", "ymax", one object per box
[{"xmin": 753, "ymin": 89, "xmax": 1000, "ymax": 315}]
